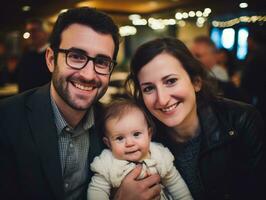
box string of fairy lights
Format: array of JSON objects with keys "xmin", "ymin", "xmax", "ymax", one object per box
[
  {"xmin": 119, "ymin": 8, "xmax": 212, "ymax": 36},
  {"xmin": 212, "ymin": 15, "xmax": 266, "ymax": 28},
  {"xmin": 119, "ymin": 8, "xmax": 266, "ymax": 37},
  {"xmin": 21, "ymin": 3, "xmax": 265, "ymax": 39}
]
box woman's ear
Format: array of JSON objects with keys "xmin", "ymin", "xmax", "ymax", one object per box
[
  {"xmin": 193, "ymin": 76, "xmax": 202, "ymax": 92},
  {"xmin": 46, "ymin": 47, "xmax": 55, "ymax": 73},
  {"xmin": 103, "ymin": 137, "xmax": 111, "ymax": 149}
]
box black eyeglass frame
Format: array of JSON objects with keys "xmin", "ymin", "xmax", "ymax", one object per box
[{"xmin": 57, "ymin": 48, "xmax": 116, "ymax": 75}]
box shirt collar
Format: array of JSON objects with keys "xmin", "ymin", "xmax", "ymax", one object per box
[{"xmin": 50, "ymin": 96, "xmax": 94, "ymax": 135}]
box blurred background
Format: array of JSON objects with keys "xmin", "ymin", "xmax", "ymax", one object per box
[{"xmin": 0, "ymin": 0, "xmax": 265, "ymax": 111}]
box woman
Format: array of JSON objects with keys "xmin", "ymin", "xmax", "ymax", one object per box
[{"xmin": 126, "ymin": 37, "xmax": 265, "ymax": 200}]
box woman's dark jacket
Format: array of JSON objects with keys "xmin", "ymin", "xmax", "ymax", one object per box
[{"xmin": 155, "ymin": 98, "xmax": 265, "ymax": 200}]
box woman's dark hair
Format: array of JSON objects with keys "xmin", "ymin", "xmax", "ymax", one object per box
[
  {"xmin": 49, "ymin": 7, "xmax": 120, "ymax": 61},
  {"xmin": 126, "ymin": 37, "xmax": 216, "ymax": 108},
  {"xmin": 100, "ymin": 98, "xmax": 155, "ymax": 138}
]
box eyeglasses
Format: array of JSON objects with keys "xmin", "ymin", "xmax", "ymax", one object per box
[{"xmin": 57, "ymin": 48, "xmax": 116, "ymax": 75}]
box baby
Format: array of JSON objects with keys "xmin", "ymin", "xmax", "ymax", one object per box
[{"xmin": 87, "ymin": 99, "xmax": 193, "ymax": 200}]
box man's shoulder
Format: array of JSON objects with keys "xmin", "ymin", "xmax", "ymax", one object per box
[
  {"xmin": 0, "ymin": 90, "xmax": 33, "ymax": 110},
  {"xmin": 0, "ymin": 85, "xmax": 48, "ymax": 115}
]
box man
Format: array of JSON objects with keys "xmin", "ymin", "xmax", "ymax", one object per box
[
  {"xmin": 190, "ymin": 35, "xmax": 246, "ymax": 102},
  {"xmin": 17, "ymin": 18, "xmax": 51, "ymax": 92},
  {"xmin": 0, "ymin": 38, "xmax": 7, "ymax": 85},
  {"xmin": 190, "ymin": 36, "xmax": 229, "ymax": 81},
  {"xmin": 0, "ymin": 7, "xmax": 160, "ymax": 200}
]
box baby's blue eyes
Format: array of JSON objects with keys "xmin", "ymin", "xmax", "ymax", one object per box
[
  {"xmin": 114, "ymin": 132, "xmax": 142, "ymax": 143},
  {"xmin": 133, "ymin": 132, "xmax": 142, "ymax": 137},
  {"xmin": 115, "ymin": 136, "xmax": 124, "ymax": 141}
]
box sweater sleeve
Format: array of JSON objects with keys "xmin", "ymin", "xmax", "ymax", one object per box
[
  {"xmin": 88, "ymin": 150, "xmax": 112, "ymax": 200},
  {"xmin": 87, "ymin": 173, "xmax": 111, "ymax": 200},
  {"xmin": 151, "ymin": 142, "xmax": 193, "ymax": 200},
  {"xmin": 162, "ymin": 165, "xmax": 193, "ymax": 200}
]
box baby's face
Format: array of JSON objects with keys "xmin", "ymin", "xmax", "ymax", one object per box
[{"xmin": 104, "ymin": 108, "xmax": 151, "ymax": 162}]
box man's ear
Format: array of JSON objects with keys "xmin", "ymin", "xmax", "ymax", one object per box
[
  {"xmin": 193, "ymin": 76, "xmax": 202, "ymax": 92},
  {"xmin": 103, "ymin": 137, "xmax": 111, "ymax": 149},
  {"xmin": 46, "ymin": 47, "xmax": 55, "ymax": 73}
]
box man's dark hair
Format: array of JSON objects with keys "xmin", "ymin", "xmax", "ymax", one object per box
[
  {"xmin": 49, "ymin": 7, "xmax": 120, "ymax": 60},
  {"xmin": 193, "ymin": 35, "xmax": 216, "ymax": 49}
]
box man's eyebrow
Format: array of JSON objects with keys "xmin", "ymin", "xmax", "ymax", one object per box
[
  {"xmin": 67, "ymin": 47, "xmax": 112, "ymax": 59},
  {"xmin": 95, "ymin": 54, "xmax": 112, "ymax": 60},
  {"xmin": 68, "ymin": 47, "xmax": 87, "ymax": 54}
]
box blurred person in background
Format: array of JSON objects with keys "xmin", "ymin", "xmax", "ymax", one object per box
[
  {"xmin": 215, "ymin": 48, "xmax": 238, "ymax": 85},
  {"xmin": 190, "ymin": 35, "xmax": 246, "ymax": 102},
  {"xmin": 216, "ymin": 48, "xmax": 242, "ymax": 88},
  {"xmin": 190, "ymin": 36, "xmax": 229, "ymax": 82},
  {"xmin": 0, "ymin": 38, "xmax": 6, "ymax": 66},
  {"xmin": 0, "ymin": 38, "xmax": 7, "ymax": 85},
  {"xmin": 17, "ymin": 18, "xmax": 51, "ymax": 92},
  {"xmin": 241, "ymin": 27, "xmax": 266, "ymax": 124},
  {"xmin": 215, "ymin": 48, "xmax": 249, "ymax": 101},
  {"xmin": 0, "ymin": 55, "xmax": 19, "ymax": 84}
]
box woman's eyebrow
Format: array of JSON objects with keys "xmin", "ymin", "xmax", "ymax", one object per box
[
  {"xmin": 162, "ymin": 74, "xmax": 177, "ymax": 81},
  {"xmin": 140, "ymin": 82, "xmax": 152, "ymax": 86}
]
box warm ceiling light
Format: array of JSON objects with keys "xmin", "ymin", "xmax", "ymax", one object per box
[
  {"xmin": 129, "ymin": 14, "xmax": 141, "ymax": 21},
  {"xmin": 132, "ymin": 18, "xmax": 147, "ymax": 26},
  {"xmin": 182, "ymin": 12, "xmax": 189, "ymax": 19},
  {"xmin": 22, "ymin": 6, "xmax": 31, "ymax": 12},
  {"xmin": 60, "ymin": 9, "xmax": 68, "ymax": 14},
  {"xmin": 204, "ymin": 8, "xmax": 212, "ymax": 14},
  {"xmin": 147, "ymin": 1, "xmax": 158, "ymax": 7},
  {"xmin": 177, "ymin": 20, "xmax": 186, "ymax": 27},
  {"xmin": 23, "ymin": 32, "xmax": 30, "ymax": 39},
  {"xmin": 196, "ymin": 11, "xmax": 203, "ymax": 17},
  {"xmin": 175, "ymin": 12, "xmax": 183, "ymax": 20},
  {"xmin": 188, "ymin": 11, "xmax": 196, "ymax": 17},
  {"xmin": 239, "ymin": 2, "xmax": 248, "ymax": 8},
  {"xmin": 119, "ymin": 26, "xmax": 137, "ymax": 37}
]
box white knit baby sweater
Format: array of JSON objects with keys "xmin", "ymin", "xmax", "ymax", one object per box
[{"xmin": 87, "ymin": 142, "xmax": 193, "ymax": 200}]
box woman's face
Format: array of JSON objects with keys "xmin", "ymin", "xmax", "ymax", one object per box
[{"xmin": 137, "ymin": 53, "xmax": 201, "ymax": 131}]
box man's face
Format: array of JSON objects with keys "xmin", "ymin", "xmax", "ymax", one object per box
[
  {"xmin": 26, "ymin": 22, "xmax": 47, "ymax": 49},
  {"xmin": 190, "ymin": 42, "xmax": 216, "ymax": 69},
  {"xmin": 46, "ymin": 23, "xmax": 115, "ymax": 111}
]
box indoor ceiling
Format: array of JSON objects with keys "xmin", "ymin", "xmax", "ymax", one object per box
[{"xmin": 0, "ymin": 0, "xmax": 265, "ymax": 32}]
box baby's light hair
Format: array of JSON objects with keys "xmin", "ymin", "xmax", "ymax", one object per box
[{"xmin": 101, "ymin": 98, "xmax": 155, "ymax": 137}]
